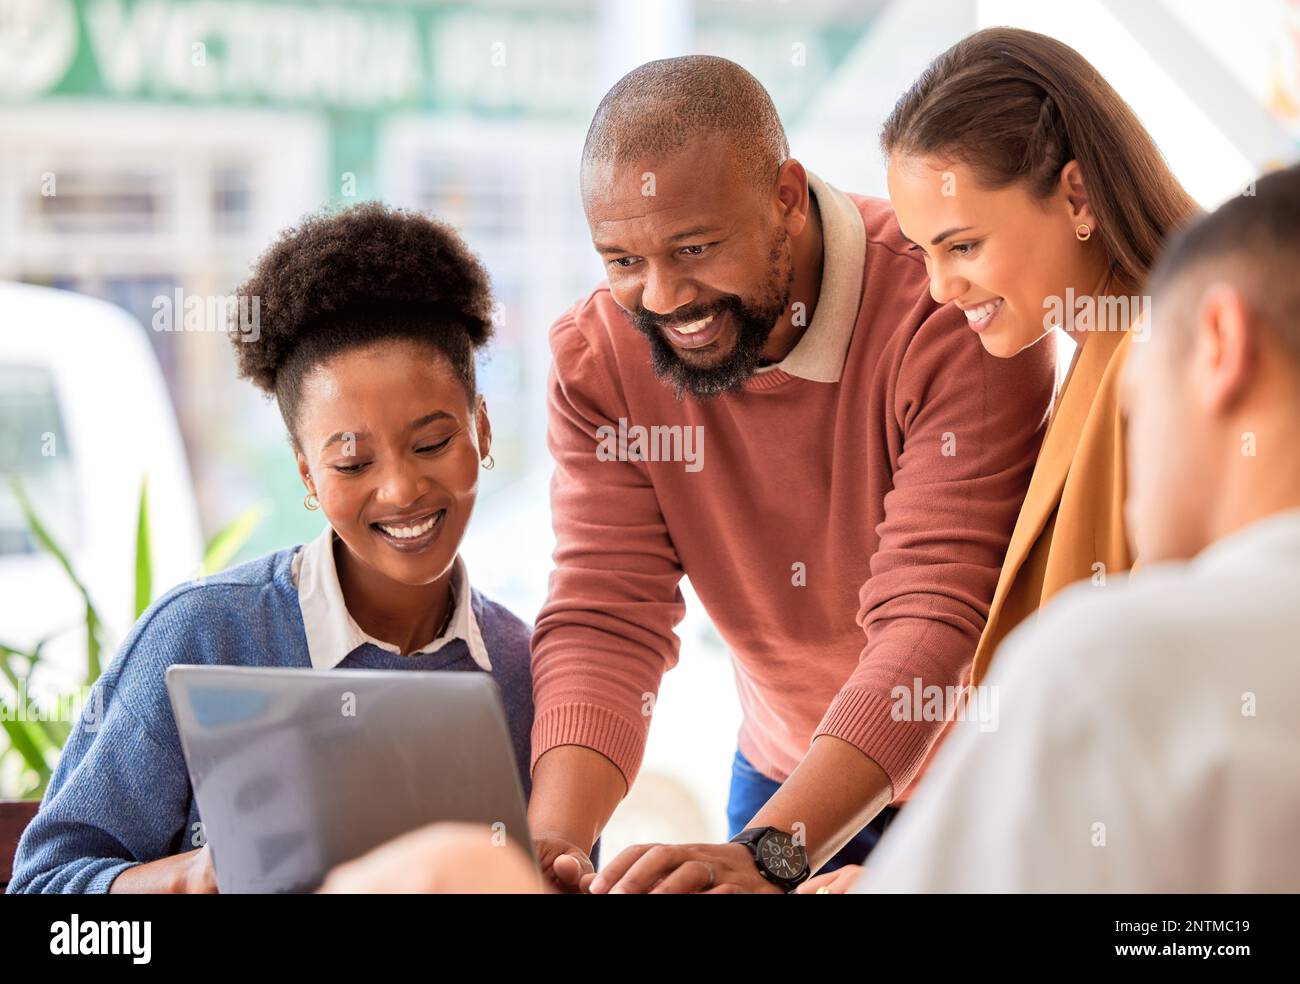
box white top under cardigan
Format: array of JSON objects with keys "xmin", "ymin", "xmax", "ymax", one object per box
[{"xmin": 291, "ymin": 524, "xmax": 491, "ymax": 672}]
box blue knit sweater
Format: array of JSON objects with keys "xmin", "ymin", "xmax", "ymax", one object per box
[{"xmin": 8, "ymin": 546, "xmax": 536, "ymax": 893}]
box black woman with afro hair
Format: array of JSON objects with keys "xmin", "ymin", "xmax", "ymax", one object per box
[
  {"xmin": 8, "ymin": 203, "xmax": 541, "ymax": 895},
  {"xmin": 231, "ymin": 201, "xmax": 502, "ymax": 647}
]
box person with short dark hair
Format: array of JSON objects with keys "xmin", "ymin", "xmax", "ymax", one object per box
[{"xmin": 9, "ymin": 204, "xmax": 536, "ymax": 894}]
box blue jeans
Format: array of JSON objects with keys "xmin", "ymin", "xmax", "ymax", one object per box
[{"xmin": 726, "ymin": 748, "xmax": 899, "ymax": 875}]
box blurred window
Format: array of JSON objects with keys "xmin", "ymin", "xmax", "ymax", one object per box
[
  {"xmin": 32, "ymin": 168, "xmax": 164, "ymax": 236},
  {"xmin": 212, "ymin": 164, "xmax": 253, "ymax": 236},
  {"xmin": 413, "ymin": 156, "xmax": 523, "ymax": 237},
  {"xmin": 0, "ymin": 364, "xmax": 81, "ymax": 555}
]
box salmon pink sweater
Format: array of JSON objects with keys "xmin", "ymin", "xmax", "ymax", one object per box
[{"xmin": 531, "ymin": 177, "xmax": 1054, "ymax": 797}]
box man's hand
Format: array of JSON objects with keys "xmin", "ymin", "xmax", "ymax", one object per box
[
  {"xmin": 533, "ymin": 831, "xmax": 596, "ymax": 893},
  {"xmin": 795, "ymin": 863, "xmax": 863, "ymax": 894},
  {"xmin": 588, "ymin": 842, "xmax": 784, "ymax": 894},
  {"xmin": 745, "ymin": 735, "xmax": 894, "ymax": 873},
  {"xmin": 109, "ymin": 845, "xmax": 218, "ymax": 894}
]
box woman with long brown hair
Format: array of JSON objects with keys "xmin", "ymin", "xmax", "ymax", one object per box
[{"xmin": 800, "ymin": 27, "xmax": 1199, "ymax": 893}]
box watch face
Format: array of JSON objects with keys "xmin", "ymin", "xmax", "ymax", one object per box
[{"xmin": 757, "ymin": 830, "xmax": 806, "ymax": 881}]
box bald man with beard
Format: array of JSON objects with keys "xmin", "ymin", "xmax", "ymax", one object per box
[{"xmin": 525, "ymin": 55, "xmax": 1054, "ymax": 894}]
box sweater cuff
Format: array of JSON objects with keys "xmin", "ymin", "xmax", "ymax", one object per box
[
  {"xmin": 530, "ymin": 702, "xmax": 648, "ymax": 790},
  {"xmin": 814, "ymin": 688, "xmax": 937, "ymax": 797},
  {"xmin": 85, "ymin": 859, "xmax": 140, "ymax": 894}
]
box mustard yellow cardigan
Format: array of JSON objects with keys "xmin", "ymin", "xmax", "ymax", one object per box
[{"xmin": 972, "ymin": 327, "xmax": 1135, "ymax": 685}]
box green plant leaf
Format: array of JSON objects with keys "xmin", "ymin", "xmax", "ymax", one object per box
[
  {"xmin": 85, "ymin": 606, "xmax": 101, "ymax": 683},
  {"xmin": 43, "ymin": 717, "xmax": 72, "ymax": 750},
  {"xmin": 0, "ymin": 641, "xmax": 75, "ymax": 750},
  {"xmin": 0, "ymin": 642, "xmax": 26, "ymax": 692},
  {"xmin": 28, "ymin": 637, "xmax": 46, "ymax": 668},
  {"xmin": 11, "ymin": 477, "xmax": 80, "ymax": 586},
  {"xmin": 10, "ymin": 477, "xmax": 104, "ymax": 683},
  {"xmin": 203, "ymin": 503, "xmax": 267, "ymax": 574},
  {"xmin": 134, "ymin": 477, "xmax": 152, "ymax": 620},
  {"xmin": 0, "ymin": 715, "xmax": 51, "ymax": 786}
]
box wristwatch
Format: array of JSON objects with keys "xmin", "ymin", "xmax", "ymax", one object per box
[{"xmin": 729, "ymin": 826, "xmax": 810, "ymax": 891}]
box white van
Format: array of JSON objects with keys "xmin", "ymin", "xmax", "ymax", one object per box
[{"xmin": 0, "ymin": 282, "xmax": 202, "ymax": 688}]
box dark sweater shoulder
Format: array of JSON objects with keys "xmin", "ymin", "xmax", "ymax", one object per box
[{"xmin": 471, "ymin": 589, "xmax": 533, "ymax": 669}]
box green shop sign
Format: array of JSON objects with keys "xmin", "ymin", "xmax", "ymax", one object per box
[
  {"xmin": 1, "ymin": 0, "xmax": 865, "ymax": 113},
  {"xmin": 0, "ymin": 0, "xmax": 602, "ymax": 115},
  {"xmin": 0, "ymin": 0, "xmax": 868, "ymax": 197}
]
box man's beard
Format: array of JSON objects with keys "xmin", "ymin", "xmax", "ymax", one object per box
[{"xmin": 627, "ymin": 229, "xmax": 794, "ymax": 399}]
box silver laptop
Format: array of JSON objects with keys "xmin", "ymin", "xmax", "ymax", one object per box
[{"xmin": 165, "ymin": 665, "xmax": 534, "ymax": 893}]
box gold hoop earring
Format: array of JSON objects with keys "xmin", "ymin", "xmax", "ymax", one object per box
[
  {"xmin": 304, "ymin": 493, "xmax": 319, "ymax": 511},
  {"xmin": 481, "ymin": 453, "xmax": 495, "ymax": 471},
  {"xmin": 1075, "ymin": 223, "xmax": 1092, "ymax": 242}
]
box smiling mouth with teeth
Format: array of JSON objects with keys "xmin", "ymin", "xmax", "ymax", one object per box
[
  {"xmin": 372, "ymin": 509, "xmax": 444, "ymax": 541},
  {"xmin": 963, "ymin": 298, "xmax": 1004, "ymax": 332},
  {"xmin": 674, "ymin": 315, "xmax": 713, "ymax": 334},
  {"xmin": 660, "ymin": 311, "xmax": 728, "ymax": 351}
]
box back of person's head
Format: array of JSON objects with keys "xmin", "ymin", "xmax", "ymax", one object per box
[
  {"xmin": 1148, "ymin": 165, "xmax": 1300, "ymax": 371},
  {"xmin": 1125, "ymin": 163, "xmax": 1300, "ymax": 563}
]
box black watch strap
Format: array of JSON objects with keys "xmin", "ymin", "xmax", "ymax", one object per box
[{"xmin": 729, "ymin": 826, "xmax": 810, "ymax": 891}]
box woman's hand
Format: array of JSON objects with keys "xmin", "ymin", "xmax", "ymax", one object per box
[
  {"xmin": 795, "ymin": 862, "xmax": 864, "ymax": 894},
  {"xmin": 109, "ymin": 845, "xmax": 218, "ymax": 893},
  {"xmin": 532, "ymin": 831, "xmax": 596, "ymax": 893}
]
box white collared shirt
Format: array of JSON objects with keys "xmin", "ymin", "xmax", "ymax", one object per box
[
  {"xmin": 753, "ymin": 171, "xmax": 867, "ymax": 383},
  {"xmin": 290, "ymin": 524, "xmax": 491, "ymax": 672},
  {"xmin": 856, "ymin": 508, "xmax": 1300, "ymax": 892}
]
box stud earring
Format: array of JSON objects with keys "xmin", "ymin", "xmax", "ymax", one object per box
[{"xmin": 1075, "ymin": 223, "xmax": 1092, "ymax": 242}]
